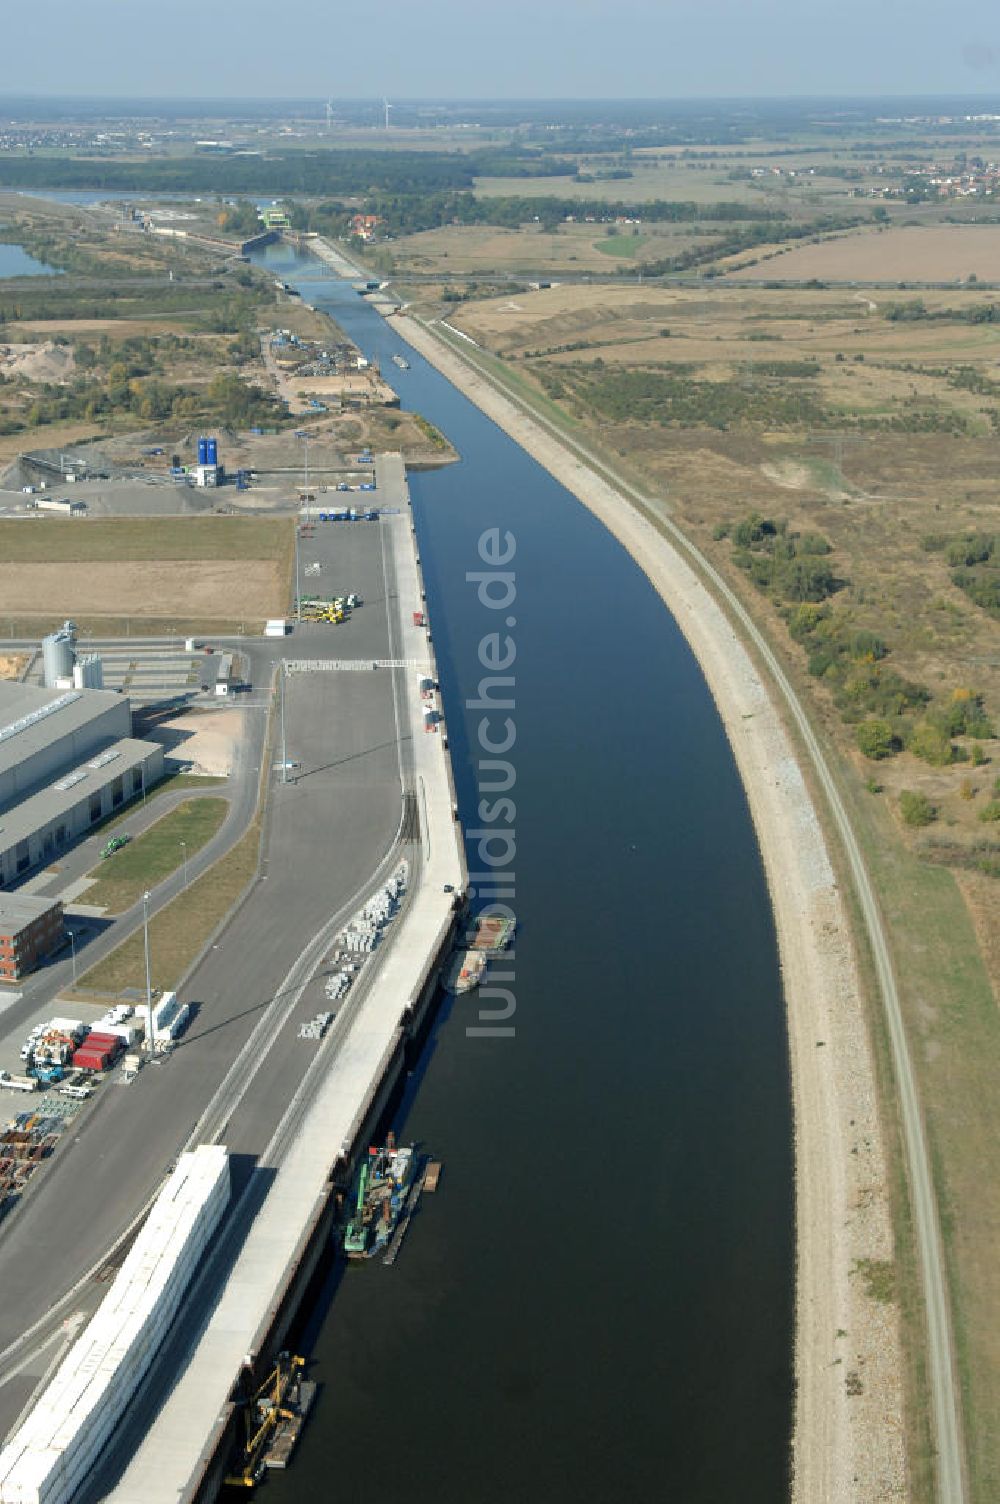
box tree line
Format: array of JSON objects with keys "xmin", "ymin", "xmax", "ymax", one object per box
[{"xmin": 0, "ymin": 148, "xmax": 575, "ymax": 198}]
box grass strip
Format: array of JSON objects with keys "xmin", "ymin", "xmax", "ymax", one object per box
[
  {"xmin": 83, "ymin": 798, "xmax": 228, "ymax": 914},
  {"xmin": 77, "ymin": 816, "xmax": 260, "ymax": 996}
]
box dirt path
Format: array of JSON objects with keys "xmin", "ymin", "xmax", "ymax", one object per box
[{"xmin": 396, "ymin": 313, "xmax": 908, "ymax": 1502}]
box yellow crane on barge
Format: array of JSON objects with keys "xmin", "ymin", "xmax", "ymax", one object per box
[{"xmin": 225, "ymin": 1352, "xmax": 314, "ymax": 1487}]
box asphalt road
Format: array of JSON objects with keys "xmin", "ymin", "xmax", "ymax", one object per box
[
  {"xmin": 433, "ymin": 325, "xmax": 968, "ymax": 1504},
  {"xmin": 0, "ymin": 513, "xmax": 416, "ymax": 1440}
]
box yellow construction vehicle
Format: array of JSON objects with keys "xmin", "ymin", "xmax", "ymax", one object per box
[
  {"xmin": 225, "ymin": 1352, "xmax": 306, "ymax": 1488},
  {"xmin": 302, "ymin": 597, "xmax": 346, "ymax": 624}
]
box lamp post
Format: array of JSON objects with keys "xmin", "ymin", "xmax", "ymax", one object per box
[
  {"xmin": 294, "ymin": 520, "xmax": 302, "ymax": 624},
  {"xmin": 180, "ymin": 841, "xmax": 188, "ymax": 888},
  {"xmin": 67, "ymin": 929, "xmax": 77, "ymax": 985},
  {"xmin": 280, "ymin": 664, "xmax": 288, "ymax": 785},
  {"xmin": 142, "ymin": 890, "xmax": 154, "ymax": 1060}
]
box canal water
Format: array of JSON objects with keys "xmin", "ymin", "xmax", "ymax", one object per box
[{"xmin": 251, "ymin": 243, "xmax": 794, "ymax": 1503}]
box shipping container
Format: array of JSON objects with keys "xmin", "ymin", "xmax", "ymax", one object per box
[
  {"xmin": 92, "ymin": 1023, "xmax": 137, "ymax": 1046},
  {"xmin": 84, "ymin": 1034, "xmax": 122, "ymax": 1055},
  {"xmin": 71, "ymin": 1049, "xmax": 113, "ymax": 1071}
]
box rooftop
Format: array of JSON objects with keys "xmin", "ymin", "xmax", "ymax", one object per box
[
  {"xmin": 0, "ymin": 738, "xmax": 159, "ymax": 858},
  {"xmin": 0, "ymin": 891, "xmax": 62, "ymax": 934},
  {"xmin": 0, "ymin": 683, "xmax": 130, "ymax": 787}
]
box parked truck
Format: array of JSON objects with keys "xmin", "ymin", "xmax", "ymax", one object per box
[{"xmin": 0, "ymin": 1073, "xmax": 40, "ymax": 1094}]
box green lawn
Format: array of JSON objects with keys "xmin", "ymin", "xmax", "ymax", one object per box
[
  {"xmin": 94, "ymin": 771, "xmax": 226, "ymax": 833},
  {"xmin": 75, "ymin": 814, "xmax": 260, "ymax": 996},
  {"xmin": 84, "ymin": 797, "xmax": 228, "ymax": 913},
  {"xmin": 594, "ymin": 233, "xmax": 648, "ymax": 258}
]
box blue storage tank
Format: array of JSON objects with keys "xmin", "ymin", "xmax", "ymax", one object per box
[
  {"xmin": 207, "ymin": 438, "xmax": 218, "ymax": 466},
  {"xmin": 197, "ymin": 437, "xmax": 208, "ymax": 466}
]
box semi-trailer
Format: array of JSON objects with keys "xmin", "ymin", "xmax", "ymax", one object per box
[{"xmin": 0, "ymin": 1074, "xmax": 40, "ymax": 1094}]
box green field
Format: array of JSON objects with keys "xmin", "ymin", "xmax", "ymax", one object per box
[
  {"xmin": 0, "ymin": 517, "xmax": 293, "ymax": 565},
  {"xmin": 84, "ymin": 798, "xmax": 229, "ymax": 913},
  {"xmin": 595, "ymin": 233, "xmax": 648, "ymax": 258}
]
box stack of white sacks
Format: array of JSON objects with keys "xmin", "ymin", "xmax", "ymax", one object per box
[
  {"xmin": 0, "ymin": 1145, "xmax": 230, "ymax": 1504},
  {"xmin": 150, "ymin": 991, "xmax": 189, "ymax": 1045}
]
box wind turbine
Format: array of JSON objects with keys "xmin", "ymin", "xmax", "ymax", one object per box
[{"xmin": 383, "ymin": 98, "xmax": 392, "ymax": 131}]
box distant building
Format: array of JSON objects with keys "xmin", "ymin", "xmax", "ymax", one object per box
[{"xmin": 350, "ymin": 214, "xmax": 380, "ymax": 241}]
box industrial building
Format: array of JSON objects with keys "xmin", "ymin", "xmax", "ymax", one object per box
[
  {"xmin": 0, "ymin": 894, "xmax": 65, "ymax": 981},
  {"xmin": 194, "ymin": 435, "xmax": 221, "ymax": 489},
  {"xmin": 0, "ymin": 682, "xmax": 163, "ymax": 890}
]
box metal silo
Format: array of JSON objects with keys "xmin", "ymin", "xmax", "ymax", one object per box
[
  {"xmin": 73, "ymin": 653, "xmax": 104, "ymax": 690},
  {"xmin": 42, "ymin": 622, "xmax": 76, "ymax": 687}
]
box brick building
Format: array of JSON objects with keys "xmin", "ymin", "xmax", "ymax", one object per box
[{"xmin": 0, "ymin": 894, "xmax": 65, "ymax": 982}]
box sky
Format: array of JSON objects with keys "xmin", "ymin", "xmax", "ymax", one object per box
[{"xmin": 7, "ymin": 0, "xmax": 1000, "ymax": 100}]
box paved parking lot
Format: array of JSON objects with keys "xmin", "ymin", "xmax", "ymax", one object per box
[{"xmin": 0, "ymin": 505, "xmax": 412, "ymax": 1425}]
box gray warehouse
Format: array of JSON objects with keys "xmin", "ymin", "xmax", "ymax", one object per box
[{"xmin": 0, "ymin": 683, "xmax": 163, "ymax": 888}]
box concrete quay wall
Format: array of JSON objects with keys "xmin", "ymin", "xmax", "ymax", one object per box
[{"xmin": 105, "ymin": 459, "xmax": 466, "ymax": 1504}]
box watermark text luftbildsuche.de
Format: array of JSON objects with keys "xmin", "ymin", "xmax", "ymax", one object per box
[{"xmin": 465, "ymin": 527, "xmax": 516, "ymax": 1038}]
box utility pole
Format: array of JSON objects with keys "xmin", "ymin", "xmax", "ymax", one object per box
[{"xmin": 142, "ymin": 891, "xmax": 154, "ymax": 1060}]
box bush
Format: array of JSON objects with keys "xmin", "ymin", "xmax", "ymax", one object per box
[
  {"xmin": 857, "ymin": 720, "xmax": 898, "ymax": 760},
  {"xmin": 908, "ymin": 720, "xmax": 955, "ymax": 767},
  {"xmin": 837, "ymin": 665, "xmax": 929, "ymax": 722},
  {"xmin": 932, "ymin": 530, "xmax": 1000, "ymax": 618},
  {"xmin": 945, "ymin": 534, "xmax": 994, "ymax": 568},
  {"xmin": 979, "ymin": 800, "xmax": 1000, "ymax": 823},
  {"xmin": 900, "ymin": 790, "xmax": 937, "ymax": 827},
  {"xmin": 731, "ymin": 514, "xmax": 839, "ymax": 604}
]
